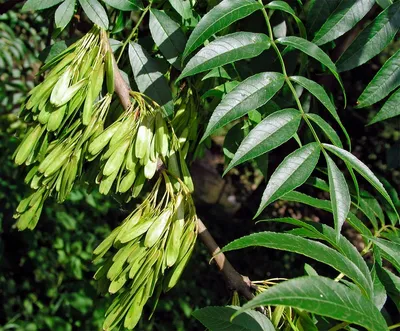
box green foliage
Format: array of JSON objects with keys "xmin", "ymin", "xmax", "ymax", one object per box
[{"xmin": 2, "ymin": 0, "xmax": 400, "ymax": 330}]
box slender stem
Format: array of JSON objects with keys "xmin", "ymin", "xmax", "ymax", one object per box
[
  {"xmin": 389, "ymin": 322, "xmax": 400, "ymax": 330},
  {"xmin": 328, "ymin": 322, "xmax": 348, "ymax": 331},
  {"xmin": 259, "ymin": 2, "xmax": 321, "ymax": 145},
  {"xmin": 116, "ymin": 5, "xmax": 151, "ymax": 63}
]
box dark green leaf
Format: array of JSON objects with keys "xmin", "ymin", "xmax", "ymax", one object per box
[
  {"xmin": 369, "ymin": 237, "xmax": 400, "ymax": 272},
  {"xmin": 103, "ymin": 0, "xmax": 143, "ymax": 11},
  {"xmin": 369, "ymin": 88, "xmax": 400, "ymax": 124},
  {"xmin": 183, "ymin": 0, "xmax": 263, "ymax": 59},
  {"xmin": 128, "ymin": 42, "xmax": 174, "ymax": 116},
  {"xmin": 312, "ymin": 0, "xmax": 375, "ymax": 46},
  {"xmin": 376, "ymin": 0, "xmax": 393, "ymax": 9},
  {"xmin": 277, "ymin": 37, "xmax": 346, "ymax": 105},
  {"xmin": 371, "ymin": 263, "xmax": 387, "ymax": 310},
  {"xmin": 149, "ymin": 9, "xmax": 187, "ymax": 69},
  {"xmin": 179, "ymin": 32, "xmax": 270, "ymax": 81},
  {"xmin": 325, "ymin": 154, "xmax": 351, "ymax": 240},
  {"xmin": 233, "ymin": 276, "xmax": 388, "ymax": 331},
  {"xmin": 225, "ymin": 108, "xmax": 301, "ymax": 174},
  {"xmin": 202, "ymin": 72, "xmax": 285, "ymax": 140},
  {"xmin": 266, "ymin": 1, "xmax": 306, "ymax": 39},
  {"xmin": 357, "ymin": 48, "xmax": 400, "ymax": 108},
  {"xmin": 192, "ymin": 306, "xmax": 275, "ymax": 331},
  {"xmin": 307, "ymin": 0, "xmax": 340, "ymax": 36},
  {"xmin": 337, "ymin": 2, "xmax": 400, "ymax": 72},
  {"xmin": 290, "ymin": 75, "xmax": 350, "ymax": 147},
  {"xmin": 307, "ymin": 113, "xmax": 342, "ymax": 147},
  {"xmin": 376, "ymin": 266, "xmax": 400, "ymax": 310},
  {"xmin": 202, "ymin": 67, "xmax": 232, "ymax": 81},
  {"xmin": 22, "ymin": 0, "xmax": 64, "ymax": 11},
  {"xmin": 169, "ymin": 0, "xmax": 192, "ymax": 20},
  {"xmin": 79, "ymin": 0, "xmax": 109, "ymax": 29},
  {"xmin": 55, "ymin": 0, "xmax": 76, "ymax": 30},
  {"xmin": 256, "ymin": 143, "xmax": 320, "ymax": 217},
  {"xmin": 261, "ymin": 218, "xmax": 372, "ymax": 290},
  {"xmin": 282, "ymin": 191, "xmax": 373, "ymax": 237},
  {"xmin": 323, "ymin": 143, "xmax": 399, "ymax": 220},
  {"xmin": 222, "ymin": 233, "xmax": 372, "ymax": 297},
  {"xmin": 201, "ymin": 81, "xmax": 239, "ymax": 99}
]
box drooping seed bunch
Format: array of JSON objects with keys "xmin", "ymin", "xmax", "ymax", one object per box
[
  {"xmin": 19, "ymin": 26, "xmax": 113, "ymax": 132},
  {"xmin": 13, "ymin": 94, "xmax": 113, "ymax": 230},
  {"xmin": 87, "ymin": 92, "xmax": 173, "ymax": 198},
  {"xmin": 93, "ymin": 173, "xmax": 198, "ymax": 330}
]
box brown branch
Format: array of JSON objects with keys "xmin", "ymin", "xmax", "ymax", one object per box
[
  {"xmin": 104, "ymin": 33, "xmax": 131, "ymax": 110},
  {"xmin": 107, "ymin": 32, "xmax": 257, "ymax": 307},
  {"xmin": 197, "ymin": 218, "xmax": 256, "ymax": 302}
]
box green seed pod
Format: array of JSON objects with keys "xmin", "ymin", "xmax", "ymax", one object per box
[
  {"xmin": 103, "ymin": 139, "xmax": 130, "ymax": 177},
  {"xmin": 16, "ymin": 195, "xmax": 42, "ymax": 231},
  {"xmin": 82, "ymin": 86, "xmax": 93, "ymax": 126},
  {"xmin": 180, "ymin": 152, "xmax": 194, "ymax": 193},
  {"xmin": 105, "ymin": 50, "xmax": 115, "ymax": 94},
  {"xmin": 24, "ymin": 165, "xmax": 39, "ymax": 185},
  {"xmin": 88, "ymin": 122, "xmax": 121, "ymax": 155},
  {"xmin": 44, "ymin": 147, "xmax": 73, "ymax": 177},
  {"xmin": 120, "ymin": 217, "xmax": 154, "ymax": 244},
  {"xmin": 123, "ymin": 287, "xmax": 145, "ymax": 330},
  {"xmin": 16, "ymin": 193, "xmax": 34, "ymax": 214},
  {"xmin": 132, "ymin": 169, "xmax": 146, "ymax": 198},
  {"xmin": 91, "ymin": 62, "xmax": 105, "ymax": 99},
  {"xmin": 30, "ymin": 173, "xmax": 43, "ymax": 190},
  {"xmin": 125, "ymin": 142, "xmax": 137, "ymax": 171},
  {"xmin": 135, "ymin": 115, "xmax": 153, "ymax": 160},
  {"xmin": 93, "ymin": 226, "xmax": 122, "ymax": 258},
  {"xmin": 144, "ymin": 209, "xmax": 172, "ymax": 248},
  {"xmin": 167, "ymin": 151, "xmax": 180, "ymax": 178},
  {"xmin": 47, "ymin": 104, "xmax": 67, "ymax": 132},
  {"xmin": 116, "ymin": 210, "xmax": 142, "ymax": 241},
  {"xmin": 103, "ymin": 291, "xmax": 134, "ymax": 331},
  {"xmin": 26, "ymin": 74, "xmax": 59, "ymax": 110},
  {"xmin": 109, "ymin": 265, "xmax": 129, "ymax": 294},
  {"xmin": 155, "ymin": 112, "xmax": 169, "ymax": 157},
  {"xmin": 38, "ymin": 103, "xmax": 52, "ymax": 124},
  {"xmin": 109, "ymin": 116, "xmax": 134, "ymax": 148},
  {"xmin": 99, "ymin": 169, "xmax": 119, "ymax": 195},
  {"xmin": 15, "ymin": 125, "xmax": 43, "ymax": 165},
  {"xmin": 166, "ymin": 195, "xmax": 185, "ymax": 267},
  {"xmin": 38, "ymin": 143, "xmax": 64, "ymax": 174},
  {"xmin": 94, "ymin": 256, "xmax": 113, "ymax": 280},
  {"xmin": 118, "ymin": 169, "xmax": 137, "ymax": 193},
  {"xmin": 144, "ymin": 158, "xmax": 158, "ymax": 179},
  {"xmin": 50, "ymin": 69, "xmax": 72, "ymax": 106},
  {"xmin": 107, "ymin": 242, "xmax": 135, "ymax": 281}
]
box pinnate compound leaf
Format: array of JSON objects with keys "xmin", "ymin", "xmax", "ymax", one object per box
[
  {"xmin": 22, "ymin": 0, "xmax": 64, "ymax": 11},
  {"xmin": 256, "ymin": 143, "xmax": 320, "ymax": 217},
  {"xmin": 323, "ymin": 144, "xmax": 399, "ymax": 220},
  {"xmin": 202, "ymin": 72, "xmax": 285, "ymax": 140},
  {"xmin": 222, "ymin": 232, "xmax": 373, "ymax": 297},
  {"xmin": 233, "ymin": 276, "xmax": 388, "ymax": 331},
  {"xmin": 277, "ymin": 37, "xmax": 346, "ymax": 105},
  {"xmin": 290, "ymin": 75, "xmax": 350, "ymax": 148},
  {"xmin": 357, "ymin": 48, "xmax": 400, "ymax": 108},
  {"xmin": 183, "ymin": 0, "xmax": 263, "ymax": 59},
  {"xmin": 149, "ymin": 9, "xmax": 187, "ymax": 69},
  {"xmin": 79, "ymin": 0, "xmax": 109, "ymax": 29},
  {"xmin": 129, "ymin": 42, "xmax": 173, "ymax": 116},
  {"xmin": 179, "ymin": 32, "xmax": 270, "ymax": 81},
  {"xmin": 337, "ymin": 2, "xmax": 400, "ymax": 72},
  {"xmin": 312, "ymin": 0, "xmax": 375, "ymax": 46},
  {"xmin": 103, "ymin": 0, "xmax": 143, "ymax": 11},
  {"xmin": 55, "ymin": 0, "xmax": 76, "ymax": 30},
  {"xmin": 192, "ymin": 306, "xmax": 275, "ymax": 331},
  {"xmin": 369, "ymin": 88, "xmax": 400, "ymax": 124},
  {"xmin": 261, "ymin": 218, "xmax": 372, "ymax": 288},
  {"xmin": 225, "ymin": 108, "xmax": 302, "ymax": 174},
  {"xmin": 325, "ymin": 154, "xmax": 351, "ymax": 240}
]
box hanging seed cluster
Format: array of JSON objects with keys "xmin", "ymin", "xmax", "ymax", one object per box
[
  {"xmin": 13, "ymin": 27, "xmax": 115, "ymax": 230},
  {"xmin": 13, "ymin": 26, "xmax": 200, "ymax": 331},
  {"xmin": 93, "ymin": 174, "xmax": 197, "ymax": 330}
]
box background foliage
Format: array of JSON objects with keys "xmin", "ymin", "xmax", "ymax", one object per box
[{"xmin": 0, "ymin": 0, "xmax": 400, "ymax": 330}]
